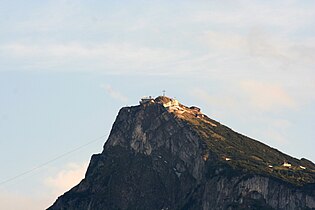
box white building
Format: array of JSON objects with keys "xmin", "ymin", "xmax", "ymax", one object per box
[
  {"xmin": 163, "ymin": 99, "xmax": 179, "ymax": 108},
  {"xmin": 282, "ymin": 162, "xmax": 292, "ymax": 167},
  {"xmin": 139, "ymin": 96, "xmax": 154, "ymax": 104}
]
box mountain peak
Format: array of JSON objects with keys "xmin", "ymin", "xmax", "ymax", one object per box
[
  {"xmin": 48, "ymin": 97, "xmax": 315, "ymax": 210},
  {"xmin": 140, "ymin": 95, "xmax": 215, "ymax": 126},
  {"xmin": 132, "ymin": 96, "xmax": 315, "ymax": 185}
]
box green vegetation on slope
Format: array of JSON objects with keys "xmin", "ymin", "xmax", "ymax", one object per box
[{"xmin": 173, "ymin": 106, "xmax": 315, "ymax": 186}]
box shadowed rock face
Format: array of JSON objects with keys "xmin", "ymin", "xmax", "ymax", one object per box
[{"xmin": 48, "ymin": 97, "xmax": 315, "ymax": 210}]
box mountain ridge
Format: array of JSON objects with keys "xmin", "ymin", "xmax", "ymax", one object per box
[{"xmin": 48, "ymin": 96, "xmax": 315, "ymax": 210}]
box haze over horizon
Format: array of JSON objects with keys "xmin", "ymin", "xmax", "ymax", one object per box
[{"xmin": 0, "ymin": 1, "xmax": 315, "ymax": 209}]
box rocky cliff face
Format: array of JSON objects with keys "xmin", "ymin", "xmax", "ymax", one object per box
[{"xmin": 48, "ymin": 96, "xmax": 315, "ymax": 210}]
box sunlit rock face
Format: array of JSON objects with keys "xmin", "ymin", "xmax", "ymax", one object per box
[{"xmin": 48, "ymin": 96, "xmax": 315, "ymax": 210}]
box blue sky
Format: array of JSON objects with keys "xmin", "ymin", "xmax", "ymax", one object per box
[{"xmin": 0, "ymin": 0, "xmax": 315, "ymax": 209}]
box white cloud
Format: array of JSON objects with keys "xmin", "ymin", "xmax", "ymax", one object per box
[
  {"xmin": 201, "ymin": 31, "xmax": 246, "ymax": 51},
  {"xmin": 0, "ymin": 191, "xmax": 51, "ymax": 210},
  {"xmin": 44, "ymin": 162, "xmax": 88, "ymax": 197},
  {"xmin": 201, "ymin": 29, "xmax": 315, "ymax": 67},
  {"xmin": 190, "ymin": 79, "xmax": 297, "ymax": 120},
  {"xmin": 0, "ymin": 42, "xmax": 191, "ymax": 74},
  {"xmin": 0, "ymin": 162, "xmax": 88, "ymax": 210},
  {"xmin": 191, "ymin": 0, "xmax": 315, "ymax": 31},
  {"xmin": 271, "ymin": 119, "xmax": 292, "ymax": 129},
  {"xmin": 190, "ymin": 87, "xmax": 238, "ymax": 109},
  {"xmin": 189, "ymin": 86, "xmax": 245, "ymax": 121},
  {"xmin": 1, "ymin": 1, "xmax": 314, "ymax": 81},
  {"xmin": 264, "ymin": 129, "xmax": 288, "ymax": 144},
  {"xmin": 100, "ymin": 84, "xmax": 128, "ymax": 103},
  {"xmin": 240, "ymin": 80, "xmax": 295, "ymax": 111}
]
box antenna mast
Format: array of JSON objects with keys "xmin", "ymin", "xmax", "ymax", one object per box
[{"xmin": 162, "ymin": 90, "xmax": 166, "ymax": 97}]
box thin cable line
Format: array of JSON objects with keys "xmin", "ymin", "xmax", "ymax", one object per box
[{"xmin": 0, "ymin": 134, "xmax": 107, "ymax": 186}]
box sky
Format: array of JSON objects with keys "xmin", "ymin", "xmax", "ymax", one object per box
[{"xmin": 0, "ymin": 0, "xmax": 315, "ymax": 209}]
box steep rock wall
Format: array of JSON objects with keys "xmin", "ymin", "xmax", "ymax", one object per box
[{"xmin": 48, "ymin": 99, "xmax": 315, "ymax": 210}]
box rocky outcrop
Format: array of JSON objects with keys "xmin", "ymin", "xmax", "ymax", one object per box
[{"xmin": 48, "ymin": 97, "xmax": 315, "ymax": 210}]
